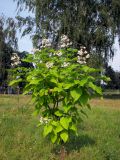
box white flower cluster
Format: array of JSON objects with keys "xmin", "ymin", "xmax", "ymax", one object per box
[
  {"xmin": 39, "ymin": 116, "xmax": 50, "ymax": 124},
  {"xmin": 59, "ymin": 35, "xmax": 72, "ymax": 48},
  {"xmin": 77, "ymin": 46, "xmax": 90, "ymax": 64},
  {"xmin": 61, "ymin": 62, "xmax": 70, "ymax": 67},
  {"xmin": 41, "ymin": 38, "xmax": 51, "ymax": 48},
  {"xmin": 46, "ymin": 62, "xmax": 53, "ymax": 68},
  {"xmin": 11, "ymin": 53, "xmax": 21, "ymax": 67}
]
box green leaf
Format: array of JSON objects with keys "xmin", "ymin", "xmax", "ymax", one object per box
[
  {"xmin": 54, "ymin": 125, "xmax": 63, "ymax": 134},
  {"xmin": 70, "ymin": 88, "xmax": 82, "ymax": 102},
  {"xmin": 50, "ymin": 133, "xmax": 57, "ymax": 143},
  {"xmin": 79, "ymin": 78, "xmax": 88, "ymax": 86},
  {"xmin": 51, "ymin": 121, "xmax": 58, "ymax": 126},
  {"xmin": 101, "ymin": 76, "xmax": 111, "ymax": 82},
  {"xmin": 50, "ymin": 78, "xmax": 58, "ymax": 84},
  {"xmin": 53, "ymin": 87, "xmax": 62, "ymax": 92},
  {"xmin": 67, "ymin": 48, "xmax": 78, "ymax": 52},
  {"xmin": 88, "ymin": 82, "xmax": 102, "ymax": 95},
  {"xmin": 32, "ymin": 109, "xmax": 39, "ymax": 116},
  {"xmin": 43, "ymin": 125, "xmax": 53, "ymax": 137},
  {"xmin": 54, "ymin": 110, "xmax": 63, "ymax": 117},
  {"xmin": 39, "ymin": 89, "xmax": 48, "ymax": 96},
  {"xmin": 81, "ymin": 66, "xmax": 89, "ymax": 72},
  {"xmin": 63, "ymin": 83, "xmax": 73, "ymax": 89},
  {"xmin": 70, "ymin": 124, "xmax": 77, "ymax": 132},
  {"xmin": 79, "ymin": 93, "xmax": 89, "ymax": 105},
  {"xmin": 30, "ymin": 79, "xmax": 40, "ymax": 85},
  {"xmin": 60, "ymin": 117, "xmax": 71, "ymax": 130},
  {"xmin": 50, "ymin": 69, "xmax": 58, "ymax": 77},
  {"xmin": 9, "ymin": 78, "xmax": 22, "ymax": 86},
  {"xmin": 60, "ymin": 131, "xmax": 69, "ymax": 143},
  {"xmin": 63, "ymin": 105, "xmax": 72, "ymax": 113}
]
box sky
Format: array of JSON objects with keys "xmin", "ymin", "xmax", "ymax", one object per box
[
  {"xmin": 0, "ymin": 0, "xmax": 120, "ymax": 71},
  {"xmin": 0, "ymin": 0, "xmax": 33, "ymax": 52}
]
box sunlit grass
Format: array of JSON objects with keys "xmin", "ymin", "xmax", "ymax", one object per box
[{"xmin": 0, "ymin": 95, "xmax": 120, "ymax": 160}]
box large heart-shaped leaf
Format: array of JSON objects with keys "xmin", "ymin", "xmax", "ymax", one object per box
[
  {"xmin": 60, "ymin": 117, "xmax": 71, "ymax": 130},
  {"xmin": 60, "ymin": 131, "xmax": 69, "ymax": 143},
  {"xmin": 70, "ymin": 88, "xmax": 82, "ymax": 102},
  {"xmin": 43, "ymin": 125, "xmax": 53, "ymax": 137}
]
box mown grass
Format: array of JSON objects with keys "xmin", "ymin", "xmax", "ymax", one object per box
[{"xmin": 0, "ymin": 95, "xmax": 120, "ymax": 160}]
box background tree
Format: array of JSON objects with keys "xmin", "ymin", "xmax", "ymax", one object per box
[
  {"xmin": 14, "ymin": 0, "xmax": 120, "ymax": 65},
  {"xmin": 0, "ymin": 15, "xmax": 17, "ymax": 86},
  {"xmin": 105, "ymin": 65, "xmax": 120, "ymax": 89}
]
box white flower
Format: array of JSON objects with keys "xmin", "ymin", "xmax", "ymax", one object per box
[
  {"xmin": 77, "ymin": 60, "xmax": 84, "ymax": 64},
  {"xmin": 59, "ymin": 34, "xmax": 72, "ymax": 48},
  {"xmin": 16, "ymin": 76, "xmax": 20, "ymax": 79},
  {"xmin": 39, "ymin": 60, "xmax": 42, "ymax": 63},
  {"xmin": 56, "ymin": 51, "xmax": 62, "ymax": 57},
  {"xmin": 86, "ymin": 54, "xmax": 90, "ymax": 59},
  {"xmin": 61, "ymin": 62, "xmax": 70, "ymax": 67},
  {"xmin": 69, "ymin": 42, "xmax": 73, "ymax": 45},
  {"xmin": 11, "ymin": 53, "xmax": 20, "ymax": 60},
  {"xmin": 11, "ymin": 63, "xmax": 14, "ymax": 66},
  {"xmin": 77, "ymin": 50, "xmax": 84, "ymax": 56},
  {"xmin": 61, "ymin": 35, "xmax": 68, "ymax": 41},
  {"xmin": 82, "ymin": 57, "xmax": 86, "ymax": 61},
  {"xmin": 11, "ymin": 61, "xmax": 21, "ymax": 67},
  {"xmin": 11, "ymin": 53, "xmax": 21, "ymax": 67},
  {"xmin": 46, "ymin": 62, "xmax": 53, "ymax": 68},
  {"xmin": 84, "ymin": 51, "xmax": 88, "ymax": 54},
  {"xmin": 41, "ymin": 38, "xmax": 51, "ymax": 48},
  {"xmin": 60, "ymin": 44, "xmax": 66, "ymax": 48},
  {"xmin": 39, "ymin": 116, "xmax": 50, "ymax": 124},
  {"xmin": 11, "ymin": 56, "xmax": 16, "ymax": 60},
  {"xmin": 77, "ymin": 56, "xmax": 81, "ymax": 60}
]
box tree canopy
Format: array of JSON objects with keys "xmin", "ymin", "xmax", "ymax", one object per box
[
  {"xmin": 14, "ymin": 0, "xmax": 120, "ymax": 63},
  {"xmin": 0, "ymin": 15, "xmax": 18, "ymax": 85}
]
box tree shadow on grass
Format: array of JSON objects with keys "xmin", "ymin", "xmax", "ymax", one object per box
[
  {"xmin": 65, "ymin": 134, "xmax": 95, "ymax": 152},
  {"xmin": 52, "ymin": 134, "xmax": 95, "ymax": 154}
]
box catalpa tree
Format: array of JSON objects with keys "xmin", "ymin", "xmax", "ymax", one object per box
[{"xmin": 10, "ymin": 35, "xmax": 109, "ymax": 159}]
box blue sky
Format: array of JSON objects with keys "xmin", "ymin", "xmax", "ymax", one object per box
[
  {"xmin": 0, "ymin": 0, "xmax": 33, "ymax": 52},
  {"xmin": 0, "ymin": 0, "xmax": 120, "ymax": 71}
]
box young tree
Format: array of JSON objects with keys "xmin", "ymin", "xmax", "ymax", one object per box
[{"xmin": 10, "ymin": 36, "xmax": 108, "ymax": 159}]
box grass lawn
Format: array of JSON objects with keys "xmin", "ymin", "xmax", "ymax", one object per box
[{"xmin": 0, "ymin": 95, "xmax": 120, "ymax": 160}]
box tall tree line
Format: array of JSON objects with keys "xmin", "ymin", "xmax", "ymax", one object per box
[{"xmin": 14, "ymin": 0, "xmax": 120, "ymax": 65}]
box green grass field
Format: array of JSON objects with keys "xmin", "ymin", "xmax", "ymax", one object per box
[{"xmin": 0, "ymin": 95, "xmax": 120, "ymax": 160}]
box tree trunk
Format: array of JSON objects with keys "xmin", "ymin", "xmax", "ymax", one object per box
[{"xmin": 60, "ymin": 145, "xmax": 66, "ymax": 160}]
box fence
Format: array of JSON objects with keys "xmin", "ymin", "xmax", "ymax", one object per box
[{"xmin": 0, "ymin": 86, "xmax": 22, "ymax": 94}]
